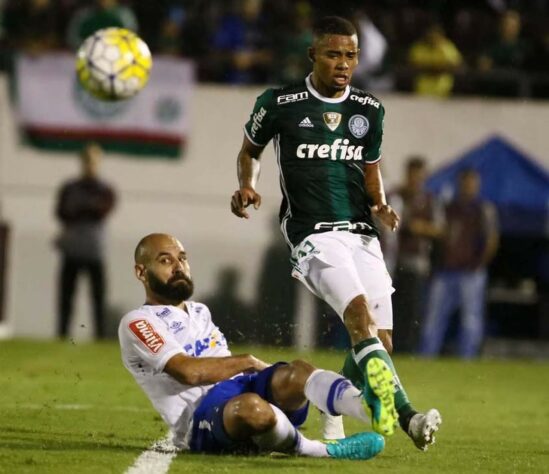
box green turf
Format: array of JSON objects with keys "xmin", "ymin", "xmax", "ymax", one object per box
[{"xmin": 1, "ymin": 340, "xmax": 548, "ymax": 473}]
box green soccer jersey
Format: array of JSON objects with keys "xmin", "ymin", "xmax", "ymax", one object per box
[{"xmin": 244, "ymin": 75, "xmax": 385, "ymax": 248}]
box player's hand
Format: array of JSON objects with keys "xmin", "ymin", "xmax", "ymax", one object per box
[
  {"xmin": 231, "ymin": 187, "xmax": 261, "ymax": 219},
  {"xmin": 371, "ymin": 204, "xmax": 400, "ymax": 231},
  {"xmin": 243, "ymin": 355, "xmax": 270, "ymax": 373}
]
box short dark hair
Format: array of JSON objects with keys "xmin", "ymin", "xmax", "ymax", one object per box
[{"xmin": 312, "ymin": 16, "xmax": 357, "ymax": 39}]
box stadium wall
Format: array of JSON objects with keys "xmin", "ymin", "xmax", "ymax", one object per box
[{"xmin": 1, "ymin": 74, "xmax": 548, "ymax": 340}]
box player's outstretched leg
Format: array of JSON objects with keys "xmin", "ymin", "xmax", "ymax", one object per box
[
  {"xmin": 343, "ymin": 346, "xmax": 442, "ymax": 449},
  {"xmin": 341, "ymin": 295, "xmax": 400, "ymax": 436},
  {"xmin": 224, "ymin": 393, "xmax": 383, "ymax": 460},
  {"xmin": 268, "ymin": 360, "xmax": 386, "ymax": 459},
  {"xmin": 341, "ymin": 295, "xmax": 442, "ymax": 446},
  {"xmin": 342, "ymin": 295, "xmax": 441, "ymax": 444}
]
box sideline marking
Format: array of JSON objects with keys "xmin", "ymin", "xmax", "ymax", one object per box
[{"xmin": 125, "ymin": 436, "xmax": 177, "ymax": 474}]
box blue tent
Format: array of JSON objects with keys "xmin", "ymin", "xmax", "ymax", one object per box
[{"xmin": 426, "ymin": 136, "xmax": 549, "ymax": 236}]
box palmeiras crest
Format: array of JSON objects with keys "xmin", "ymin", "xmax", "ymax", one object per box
[{"xmin": 348, "ymin": 115, "xmax": 369, "ymax": 138}]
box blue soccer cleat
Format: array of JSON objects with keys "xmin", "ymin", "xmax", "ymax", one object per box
[
  {"xmin": 326, "ymin": 432, "xmax": 385, "ymax": 460},
  {"xmin": 362, "ymin": 358, "xmax": 398, "ymax": 436}
]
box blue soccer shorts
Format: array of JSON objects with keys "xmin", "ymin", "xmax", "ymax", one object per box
[{"xmin": 189, "ymin": 362, "xmax": 309, "ymax": 453}]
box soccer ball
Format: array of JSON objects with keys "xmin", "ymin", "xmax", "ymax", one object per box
[{"xmin": 76, "ymin": 27, "xmax": 152, "ymax": 101}]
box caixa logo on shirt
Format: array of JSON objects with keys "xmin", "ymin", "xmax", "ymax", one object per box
[
  {"xmin": 129, "ymin": 319, "xmax": 165, "ymax": 353},
  {"xmin": 184, "ymin": 332, "xmax": 227, "ymax": 357}
]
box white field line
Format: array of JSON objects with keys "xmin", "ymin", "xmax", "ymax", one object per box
[
  {"xmin": 125, "ymin": 436, "xmax": 177, "ymax": 474},
  {"xmin": 6, "ymin": 403, "xmax": 179, "ymax": 473}
]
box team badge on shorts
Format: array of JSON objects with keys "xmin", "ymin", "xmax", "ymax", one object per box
[
  {"xmin": 348, "ymin": 115, "xmax": 369, "ymax": 138},
  {"xmin": 323, "ymin": 112, "xmax": 342, "ymax": 131}
]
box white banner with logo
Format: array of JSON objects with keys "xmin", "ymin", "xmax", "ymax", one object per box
[{"xmin": 15, "ymin": 52, "xmax": 194, "ymax": 157}]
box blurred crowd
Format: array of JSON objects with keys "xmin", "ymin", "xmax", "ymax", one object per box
[{"xmin": 1, "ymin": 0, "xmax": 549, "ymax": 98}]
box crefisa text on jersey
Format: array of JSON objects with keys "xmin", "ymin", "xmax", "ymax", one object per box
[
  {"xmin": 250, "ymin": 106, "xmax": 267, "ymax": 139},
  {"xmin": 297, "ymin": 138, "xmax": 364, "ymax": 161},
  {"xmin": 350, "ymin": 94, "xmax": 380, "ymax": 109}
]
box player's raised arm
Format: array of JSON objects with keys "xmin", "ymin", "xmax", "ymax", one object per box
[
  {"xmin": 365, "ymin": 161, "xmax": 400, "ymax": 232},
  {"xmin": 231, "ymin": 136, "xmax": 264, "ymax": 219},
  {"xmin": 164, "ymin": 352, "xmax": 269, "ymax": 385}
]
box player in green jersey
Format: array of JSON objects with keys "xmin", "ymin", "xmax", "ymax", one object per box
[{"xmin": 231, "ymin": 16, "xmax": 441, "ymax": 451}]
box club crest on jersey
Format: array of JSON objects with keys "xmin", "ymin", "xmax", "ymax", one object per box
[
  {"xmin": 169, "ymin": 320, "xmax": 185, "ymax": 334},
  {"xmin": 129, "ymin": 319, "xmax": 165, "ymax": 353},
  {"xmin": 323, "ymin": 112, "xmax": 341, "ymax": 131},
  {"xmin": 348, "ymin": 115, "xmax": 369, "ymax": 138}
]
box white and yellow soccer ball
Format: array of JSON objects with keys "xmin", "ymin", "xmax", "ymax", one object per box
[{"xmin": 76, "ymin": 27, "xmax": 152, "ymax": 101}]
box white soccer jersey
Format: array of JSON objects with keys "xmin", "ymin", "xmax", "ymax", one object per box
[{"xmin": 118, "ymin": 302, "xmax": 231, "ymax": 449}]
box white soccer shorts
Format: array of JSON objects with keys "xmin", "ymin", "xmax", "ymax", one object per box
[{"xmin": 291, "ymin": 231, "xmax": 394, "ymax": 329}]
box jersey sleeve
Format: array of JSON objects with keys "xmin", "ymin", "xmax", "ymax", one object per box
[
  {"xmin": 120, "ymin": 312, "xmax": 184, "ymax": 373},
  {"xmin": 243, "ymin": 89, "xmax": 278, "ymax": 147},
  {"xmin": 364, "ymin": 104, "xmax": 385, "ymax": 164}
]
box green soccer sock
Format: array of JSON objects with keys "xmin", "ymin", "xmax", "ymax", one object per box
[{"xmin": 342, "ymin": 337, "xmax": 417, "ymax": 431}]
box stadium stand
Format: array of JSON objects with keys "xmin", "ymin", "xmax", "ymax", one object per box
[{"xmin": 1, "ymin": 0, "xmax": 549, "ymax": 96}]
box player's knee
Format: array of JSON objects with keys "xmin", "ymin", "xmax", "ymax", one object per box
[
  {"xmin": 274, "ymin": 360, "xmax": 315, "ymax": 392},
  {"xmin": 343, "ymin": 295, "xmax": 373, "ymax": 330},
  {"xmin": 231, "ymin": 393, "xmax": 275, "ymax": 433},
  {"xmin": 345, "ymin": 294, "xmax": 368, "ymax": 318},
  {"xmin": 269, "ymin": 362, "xmax": 311, "ymax": 412},
  {"xmin": 288, "ymin": 359, "xmax": 315, "ymax": 378}
]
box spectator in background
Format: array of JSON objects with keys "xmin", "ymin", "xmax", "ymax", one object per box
[
  {"xmin": 476, "ymin": 10, "xmax": 531, "ymax": 95},
  {"xmin": 66, "ymin": 0, "xmax": 138, "ymax": 50},
  {"xmin": 352, "ymin": 9, "xmax": 391, "ymax": 91},
  {"xmin": 420, "ymin": 169, "xmax": 499, "ymax": 358},
  {"xmin": 55, "ymin": 143, "xmax": 116, "ymax": 339},
  {"xmin": 177, "ymin": 1, "xmax": 219, "ymax": 80},
  {"xmin": 408, "ymin": 23, "xmax": 463, "ymax": 97},
  {"xmin": 2, "ymin": 0, "xmax": 59, "ymax": 54},
  {"xmin": 478, "ymin": 10, "xmax": 529, "ymax": 72},
  {"xmin": 210, "ymin": 0, "xmax": 273, "ymax": 84},
  {"xmin": 386, "ymin": 157, "xmax": 442, "ymax": 353},
  {"xmin": 156, "ymin": 5, "xmax": 185, "ymax": 56},
  {"xmin": 273, "ymin": 1, "xmax": 312, "ymax": 85}
]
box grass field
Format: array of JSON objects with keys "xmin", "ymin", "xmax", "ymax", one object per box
[{"xmin": 1, "ymin": 340, "xmax": 548, "ymax": 473}]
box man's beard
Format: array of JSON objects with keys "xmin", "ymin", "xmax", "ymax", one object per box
[{"xmin": 147, "ymin": 270, "xmax": 194, "ymax": 304}]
